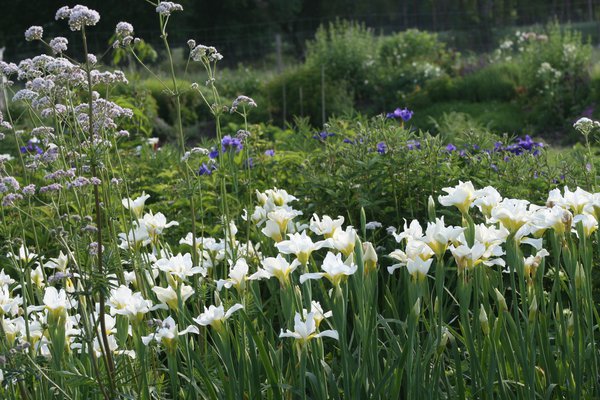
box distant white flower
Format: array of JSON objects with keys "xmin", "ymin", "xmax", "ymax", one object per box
[
  {"xmin": 365, "ymin": 221, "xmax": 382, "ymax": 230},
  {"xmin": 44, "ymin": 251, "xmax": 69, "ymax": 271},
  {"xmin": 0, "ymin": 286, "xmax": 22, "ymax": 316},
  {"xmin": 530, "ymin": 206, "xmax": 572, "ymax": 236},
  {"xmin": 276, "ymin": 230, "xmax": 329, "ymax": 265},
  {"xmin": 261, "ymin": 219, "xmax": 283, "ymax": 242},
  {"xmin": 216, "ymin": 258, "xmax": 249, "ymax": 291},
  {"xmin": 30, "ymin": 265, "xmax": 45, "ymax": 288},
  {"xmin": 303, "ymin": 301, "xmax": 332, "ymax": 328},
  {"xmin": 264, "ymin": 188, "xmax": 297, "ymax": 207},
  {"xmin": 310, "ymin": 214, "xmax": 345, "ymax": 238},
  {"xmin": 300, "ymin": 251, "xmax": 357, "ymax": 286},
  {"xmin": 193, "ymin": 303, "xmax": 243, "ymax": 331},
  {"xmin": 141, "ymin": 316, "xmax": 198, "ymax": 350},
  {"xmin": 388, "ymin": 239, "xmax": 434, "ymax": 274},
  {"xmin": 330, "ymin": 226, "xmax": 357, "ymax": 257},
  {"xmin": 122, "ymin": 192, "xmax": 150, "ymax": 219},
  {"xmin": 249, "ymin": 254, "xmax": 300, "ymax": 285},
  {"xmin": 490, "ymin": 198, "xmax": 532, "ymax": 234},
  {"xmin": 573, "ymin": 213, "xmax": 598, "ymax": 238},
  {"xmin": 523, "ymin": 248, "xmax": 550, "ymax": 278},
  {"xmin": 438, "ymin": 181, "xmax": 476, "ymax": 214},
  {"xmin": 140, "ymin": 211, "xmax": 179, "ymax": 240},
  {"xmin": 43, "ymin": 287, "xmax": 73, "ymax": 317},
  {"xmin": 0, "ymin": 270, "xmax": 15, "ymax": 287},
  {"xmin": 279, "ymin": 312, "xmax": 338, "ymax": 343},
  {"xmin": 405, "ymin": 257, "xmax": 433, "ymax": 279},
  {"xmin": 152, "ymin": 284, "xmax": 194, "ymax": 310},
  {"xmin": 449, "ymin": 240, "xmax": 504, "ymax": 273},
  {"xmin": 573, "ymin": 117, "xmax": 600, "ymax": 136},
  {"xmin": 7, "ymin": 244, "xmax": 37, "ymax": 263},
  {"xmin": 118, "ymin": 223, "xmax": 151, "ymax": 250},
  {"xmin": 473, "ymin": 186, "xmax": 503, "ymax": 217},
  {"xmin": 154, "ymin": 253, "xmax": 206, "ymax": 282},
  {"xmin": 108, "ymin": 285, "xmax": 163, "ymax": 321},
  {"xmin": 421, "ymin": 217, "xmax": 464, "ymax": 258}
]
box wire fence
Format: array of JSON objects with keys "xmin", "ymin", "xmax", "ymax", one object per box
[{"xmin": 3, "ymin": 2, "xmax": 600, "ymax": 67}]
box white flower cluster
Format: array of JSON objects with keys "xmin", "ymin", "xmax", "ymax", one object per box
[
  {"xmin": 24, "ymin": 26, "xmax": 43, "ymax": 41},
  {"xmin": 55, "ymin": 5, "xmax": 100, "ymax": 31},
  {"xmin": 156, "ymin": 1, "xmax": 183, "ymax": 16},
  {"xmin": 573, "ymin": 117, "xmax": 600, "ymax": 136},
  {"xmin": 389, "ymin": 182, "xmax": 600, "ymax": 281},
  {"xmin": 190, "ymin": 44, "xmax": 223, "ymax": 63},
  {"xmin": 114, "ymin": 22, "xmax": 135, "ymax": 47},
  {"xmin": 48, "ymin": 37, "xmax": 68, "ymax": 54},
  {"xmin": 231, "ymin": 95, "xmax": 257, "ymax": 113}
]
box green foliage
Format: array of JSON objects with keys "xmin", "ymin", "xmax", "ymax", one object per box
[
  {"xmin": 265, "ymin": 64, "xmax": 355, "ymax": 124},
  {"xmin": 111, "ymin": 38, "xmax": 157, "ymax": 67},
  {"xmin": 305, "ymin": 20, "xmax": 377, "ymax": 100}
]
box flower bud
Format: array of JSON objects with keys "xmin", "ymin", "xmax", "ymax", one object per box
[
  {"xmin": 479, "ymin": 304, "xmax": 489, "ymax": 336},
  {"xmin": 494, "ymin": 288, "xmax": 508, "ymax": 313},
  {"xmin": 412, "ymin": 298, "xmax": 421, "ymax": 318},
  {"xmin": 575, "ymin": 263, "xmax": 585, "ymax": 290},
  {"xmin": 437, "ymin": 326, "xmax": 451, "ymax": 355},
  {"xmin": 428, "ymin": 195, "xmax": 436, "ymax": 221},
  {"xmin": 528, "ymin": 296, "xmax": 538, "ymax": 323},
  {"xmin": 362, "ymin": 242, "xmax": 378, "ymax": 273}
]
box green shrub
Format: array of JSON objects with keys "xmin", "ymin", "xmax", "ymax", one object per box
[
  {"xmin": 493, "ymin": 22, "xmax": 592, "ymax": 135},
  {"xmin": 305, "ymin": 20, "xmax": 377, "ymax": 103},
  {"xmin": 265, "ymin": 64, "xmax": 355, "ymax": 125}
]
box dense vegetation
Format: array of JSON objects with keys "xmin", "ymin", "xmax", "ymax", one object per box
[{"xmin": 0, "ymin": 2, "xmax": 600, "ymax": 400}]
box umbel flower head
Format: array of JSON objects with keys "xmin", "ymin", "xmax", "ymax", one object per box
[{"xmin": 55, "ymin": 5, "xmax": 101, "ymax": 31}]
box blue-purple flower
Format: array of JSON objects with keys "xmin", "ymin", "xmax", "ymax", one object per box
[
  {"xmin": 20, "ymin": 140, "xmax": 43, "ymax": 155},
  {"xmin": 221, "ymin": 135, "xmax": 243, "ymax": 153},
  {"xmin": 386, "ymin": 107, "xmax": 413, "ymax": 121},
  {"xmin": 376, "ymin": 142, "xmax": 387, "ymax": 154},
  {"xmin": 244, "ymin": 158, "xmax": 254, "ymax": 168},
  {"xmin": 265, "ymin": 149, "xmax": 275, "ymax": 157},
  {"xmin": 198, "ymin": 163, "xmax": 216, "ymax": 176},
  {"xmin": 209, "ymin": 148, "xmax": 219, "ymax": 159},
  {"xmin": 407, "ymin": 140, "xmax": 421, "ymax": 150},
  {"xmin": 313, "ymin": 131, "xmax": 335, "ymax": 141},
  {"xmin": 445, "ymin": 144, "xmax": 457, "ymax": 152}
]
